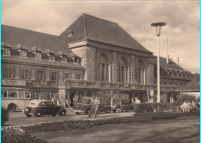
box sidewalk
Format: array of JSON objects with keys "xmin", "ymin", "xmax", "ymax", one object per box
[{"xmin": 6, "ymin": 108, "xmax": 134, "ymax": 127}]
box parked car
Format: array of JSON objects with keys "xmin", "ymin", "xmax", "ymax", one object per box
[
  {"xmin": 73, "ymin": 97, "xmax": 112, "ymax": 115},
  {"xmin": 120, "ymin": 99, "xmax": 133, "ymax": 112},
  {"xmin": 23, "ymin": 100, "xmax": 67, "ymax": 117}
]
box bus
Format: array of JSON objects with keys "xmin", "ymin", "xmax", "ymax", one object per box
[{"xmin": 1, "ymin": 87, "xmax": 32, "ymax": 112}]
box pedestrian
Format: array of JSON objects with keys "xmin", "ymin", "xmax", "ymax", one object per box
[
  {"xmin": 66, "ymin": 99, "xmax": 71, "ymax": 108},
  {"xmin": 94, "ymin": 97, "xmax": 100, "ymax": 118},
  {"xmin": 73, "ymin": 96, "xmax": 78, "ymax": 110},
  {"xmin": 88, "ymin": 97, "xmax": 96, "ymax": 117}
]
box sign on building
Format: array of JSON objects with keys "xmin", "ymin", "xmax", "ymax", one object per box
[{"xmin": 2, "ymin": 79, "xmax": 26, "ymax": 86}]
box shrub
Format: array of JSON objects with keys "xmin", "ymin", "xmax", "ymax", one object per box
[
  {"xmin": 133, "ymin": 102, "xmax": 183, "ymax": 113},
  {"xmin": 1, "ymin": 127, "xmax": 46, "ymax": 143},
  {"xmin": 2, "ymin": 107, "xmax": 9, "ymax": 126}
]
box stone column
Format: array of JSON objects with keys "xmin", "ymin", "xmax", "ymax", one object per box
[
  {"xmin": 112, "ymin": 51, "xmax": 118, "ymax": 82},
  {"xmin": 131, "ymin": 92, "xmax": 134, "ymax": 104},
  {"xmin": 130, "ymin": 55, "xmax": 135, "ymax": 83},
  {"xmin": 31, "ymin": 69, "xmax": 36, "ymax": 80},
  {"xmin": 46, "ymin": 70, "xmax": 50, "ymax": 81},
  {"xmin": 15, "ymin": 67, "xmax": 20, "ymax": 79},
  {"xmin": 58, "ymin": 82, "xmax": 66, "ymax": 107},
  {"xmin": 72, "ymin": 72, "xmax": 75, "ymax": 80},
  {"xmin": 59, "ymin": 71, "xmax": 63, "ymax": 81},
  {"xmin": 66, "ymin": 90, "xmax": 70, "ymax": 100}
]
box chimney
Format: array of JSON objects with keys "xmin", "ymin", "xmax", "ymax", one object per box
[
  {"xmin": 166, "ymin": 38, "xmax": 169, "ymax": 64},
  {"xmin": 177, "ymin": 57, "xmax": 179, "ymax": 65},
  {"xmin": 166, "ymin": 55, "xmax": 169, "ymax": 64}
]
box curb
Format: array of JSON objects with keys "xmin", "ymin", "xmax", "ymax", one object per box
[{"xmin": 5, "ymin": 114, "xmax": 134, "ymax": 128}]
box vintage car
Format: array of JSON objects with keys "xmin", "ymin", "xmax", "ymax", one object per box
[
  {"xmin": 23, "ymin": 100, "xmax": 67, "ymax": 117},
  {"xmin": 120, "ymin": 99, "xmax": 133, "ymax": 112},
  {"xmin": 73, "ymin": 97, "xmax": 112, "ymax": 115}
]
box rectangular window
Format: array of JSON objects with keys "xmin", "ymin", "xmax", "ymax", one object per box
[
  {"xmin": 62, "ymin": 56, "xmax": 67, "ymax": 63},
  {"xmin": 49, "ymin": 54, "xmax": 55, "ymax": 61},
  {"xmin": 20, "ymin": 50, "xmax": 27, "ymax": 57},
  {"xmin": 51, "ymin": 72, "xmax": 57, "ymax": 81},
  {"xmin": 21, "ymin": 69, "xmax": 29, "ymax": 79},
  {"xmin": 75, "ymin": 74, "xmax": 81, "ymax": 80},
  {"xmin": 33, "ymin": 91, "xmax": 39, "ymax": 99},
  {"xmin": 1, "ymin": 91, "xmax": 8, "ymax": 98},
  {"xmin": 36, "ymin": 52, "xmax": 41, "ymax": 59},
  {"xmin": 37, "ymin": 71, "xmax": 44, "ymax": 80},
  {"xmin": 64, "ymin": 73, "xmax": 69, "ymax": 80},
  {"xmin": 48, "ymin": 91, "xmax": 54, "ymax": 100},
  {"xmin": 4, "ymin": 68, "xmax": 12, "ymax": 79},
  {"xmin": 3, "ymin": 48, "xmax": 11, "ymax": 56},
  {"xmin": 8, "ymin": 91, "xmax": 17, "ymax": 98}
]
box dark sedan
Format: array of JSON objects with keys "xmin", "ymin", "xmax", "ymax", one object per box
[{"xmin": 23, "ymin": 100, "xmax": 67, "ymax": 117}]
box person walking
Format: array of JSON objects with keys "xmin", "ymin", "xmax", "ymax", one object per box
[
  {"xmin": 66, "ymin": 99, "xmax": 71, "ymax": 108},
  {"xmin": 88, "ymin": 97, "xmax": 96, "ymax": 117},
  {"xmin": 73, "ymin": 95, "xmax": 78, "ymax": 110},
  {"xmin": 94, "ymin": 97, "xmax": 100, "ymax": 118}
]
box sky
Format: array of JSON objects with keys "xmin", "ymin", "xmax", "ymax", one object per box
[{"xmin": 1, "ymin": 0, "xmax": 200, "ymax": 74}]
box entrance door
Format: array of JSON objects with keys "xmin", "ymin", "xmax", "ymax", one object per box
[
  {"xmin": 70, "ymin": 91, "xmax": 75, "ymax": 107},
  {"xmin": 167, "ymin": 93, "xmax": 170, "ymax": 103}
]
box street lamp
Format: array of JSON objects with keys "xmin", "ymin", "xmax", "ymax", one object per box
[{"xmin": 151, "ymin": 22, "xmax": 166, "ymax": 103}]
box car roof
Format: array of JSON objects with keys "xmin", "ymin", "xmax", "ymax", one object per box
[
  {"xmin": 28, "ymin": 100, "xmax": 53, "ymax": 107},
  {"xmin": 30, "ymin": 100, "xmax": 52, "ymax": 104}
]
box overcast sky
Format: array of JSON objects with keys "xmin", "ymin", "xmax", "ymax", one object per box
[{"xmin": 2, "ymin": 0, "xmax": 200, "ymax": 73}]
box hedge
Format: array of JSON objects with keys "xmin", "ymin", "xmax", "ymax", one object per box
[
  {"xmin": 19, "ymin": 112, "xmax": 200, "ymax": 134},
  {"xmin": 1, "ymin": 127, "xmax": 46, "ymax": 143},
  {"xmin": 2, "ymin": 107, "xmax": 9, "ymax": 126},
  {"xmin": 133, "ymin": 102, "xmax": 183, "ymax": 113}
]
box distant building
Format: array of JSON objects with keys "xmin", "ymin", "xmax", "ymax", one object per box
[
  {"xmin": 152, "ymin": 56, "xmax": 193, "ymax": 103},
  {"xmin": 176, "ymin": 74, "xmax": 200, "ymax": 99},
  {"xmin": 1, "ymin": 14, "xmax": 194, "ymax": 111}
]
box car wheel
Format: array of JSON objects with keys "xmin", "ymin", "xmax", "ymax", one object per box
[
  {"xmin": 8, "ymin": 104, "xmax": 16, "ymax": 112},
  {"xmin": 76, "ymin": 112, "xmax": 80, "ymax": 115},
  {"xmin": 105, "ymin": 109, "xmax": 111, "ymax": 113},
  {"xmin": 26, "ymin": 113, "xmax": 32, "ymax": 117},
  {"xmin": 85, "ymin": 108, "xmax": 90, "ymax": 114},
  {"xmin": 35, "ymin": 110, "xmax": 42, "ymax": 117},
  {"xmin": 60, "ymin": 110, "xmax": 66, "ymax": 116},
  {"xmin": 113, "ymin": 109, "xmax": 116, "ymax": 113}
]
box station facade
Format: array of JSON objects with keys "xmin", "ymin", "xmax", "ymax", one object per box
[{"xmin": 1, "ymin": 14, "xmax": 193, "ymax": 107}]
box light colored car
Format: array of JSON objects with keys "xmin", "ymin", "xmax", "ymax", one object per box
[{"xmin": 23, "ymin": 100, "xmax": 66, "ymax": 117}]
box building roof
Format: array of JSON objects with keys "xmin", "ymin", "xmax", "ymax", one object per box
[
  {"xmin": 2, "ymin": 56, "xmax": 84, "ymax": 70},
  {"xmin": 177, "ymin": 74, "xmax": 200, "ymax": 92},
  {"xmin": 60, "ymin": 13, "xmax": 152, "ymax": 54},
  {"xmin": 152, "ymin": 56, "xmax": 185, "ymax": 71},
  {"xmin": 1, "ymin": 24, "xmax": 72, "ymax": 54}
]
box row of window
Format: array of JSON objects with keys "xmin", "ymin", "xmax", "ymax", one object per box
[
  {"xmin": 154, "ymin": 80, "xmax": 188, "ymax": 86},
  {"xmin": 97, "ymin": 54, "xmax": 146, "ymax": 84},
  {"xmin": 2, "ymin": 47, "xmax": 81, "ymax": 64},
  {"xmin": 161, "ymin": 70, "xmax": 191, "ymax": 77},
  {"xmin": 1, "ymin": 90, "xmax": 55, "ymax": 100},
  {"xmin": 2, "ymin": 67, "xmax": 81, "ymax": 81}
]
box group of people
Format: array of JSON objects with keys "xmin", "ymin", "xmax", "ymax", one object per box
[{"xmin": 180, "ymin": 100, "xmax": 199, "ymax": 112}]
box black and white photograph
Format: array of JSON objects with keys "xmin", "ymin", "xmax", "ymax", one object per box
[{"xmin": 1, "ymin": 0, "xmax": 200, "ymax": 143}]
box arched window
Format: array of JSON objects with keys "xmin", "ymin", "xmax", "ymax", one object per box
[
  {"xmin": 136, "ymin": 60, "xmax": 145, "ymax": 84},
  {"xmin": 119, "ymin": 57, "xmax": 128, "ymax": 83},
  {"xmin": 98, "ymin": 54, "xmax": 109, "ymax": 81}
]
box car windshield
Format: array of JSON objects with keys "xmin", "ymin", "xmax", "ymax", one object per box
[
  {"xmin": 78, "ymin": 98, "xmax": 91, "ymax": 104},
  {"xmin": 122, "ymin": 100, "xmax": 130, "ymax": 105}
]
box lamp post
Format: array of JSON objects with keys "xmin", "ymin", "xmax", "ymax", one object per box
[{"xmin": 151, "ymin": 22, "xmax": 166, "ymax": 103}]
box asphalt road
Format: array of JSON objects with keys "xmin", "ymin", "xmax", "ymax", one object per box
[{"xmin": 7, "ymin": 108, "xmax": 134, "ymax": 126}]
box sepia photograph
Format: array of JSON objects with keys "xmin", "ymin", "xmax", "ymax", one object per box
[{"xmin": 1, "ymin": 0, "xmax": 200, "ymax": 143}]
